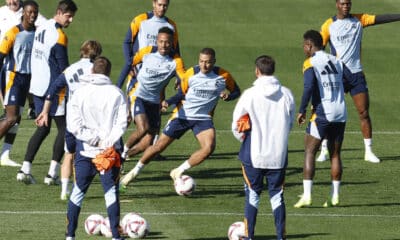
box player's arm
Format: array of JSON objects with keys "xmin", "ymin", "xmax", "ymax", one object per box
[
  {"xmin": 0, "ymin": 27, "xmax": 17, "ymax": 68},
  {"xmin": 170, "ymin": 20, "xmax": 180, "ymax": 55},
  {"xmin": 0, "ymin": 52, "xmax": 6, "ymax": 70},
  {"xmin": 221, "ymin": 69, "xmax": 241, "ymax": 101},
  {"xmin": 164, "ymin": 87, "xmax": 184, "ymax": 108},
  {"xmin": 231, "ymin": 90, "xmax": 250, "ymax": 142},
  {"xmin": 54, "ymin": 33, "xmax": 70, "ymax": 72},
  {"xmin": 99, "ymin": 92, "xmax": 128, "ymax": 148},
  {"xmin": 298, "ymin": 64, "xmax": 316, "ymax": 125},
  {"xmin": 36, "ymin": 74, "xmax": 68, "ymax": 127},
  {"xmin": 173, "ymin": 55, "xmax": 186, "ymax": 88},
  {"xmin": 123, "ymin": 15, "xmax": 143, "ymax": 63},
  {"xmin": 67, "ymin": 91, "xmax": 101, "ymax": 146},
  {"xmin": 375, "ymin": 14, "xmax": 400, "ymax": 24},
  {"xmin": 320, "ymin": 18, "xmax": 333, "ymax": 48}
]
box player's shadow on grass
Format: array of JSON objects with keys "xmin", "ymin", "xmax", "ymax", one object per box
[
  {"xmin": 285, "ymin": 180, "xmax": 378, "ymax": 188},
  {"xmin": 184, "ymin": 232, "xmax": 329, "ymax": 240},
  {"xmin": 378, "ymin": 155, "xmax": 400, "ymax": 161},
  {"xmin": 161, "ymin": 151, "xmax": 240, "ymax": 161}
]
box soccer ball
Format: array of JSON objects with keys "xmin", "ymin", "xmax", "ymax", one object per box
[
  {"xmin": 84, "ymin": 214, "xmax": 104, "ymax": 235},
  {"xmin": 227, "ymin": 221, "xmax": 246, "ymax": 240},
  {"xmin": 100, "ymin": 217, "xmax": 113, "ymax": 238},
  {"xmin": 174, "ymin": 175, "xmax": 196, "ymax": 196},
  {"xmin": 121, "ymin": 212, "xmax": 150, "ymax": 238}
]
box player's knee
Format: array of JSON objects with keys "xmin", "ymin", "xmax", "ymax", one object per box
[
  {"xmin": 358, "ymin": 109, "xmax": 369, "ymax": 120},
  {"xmin": 3, "ymin": 116, "xmax": 18, "ymax": 131},
  {"xmin": 36, "ymin": 125, "xmax": 51, "ymax": 138}
]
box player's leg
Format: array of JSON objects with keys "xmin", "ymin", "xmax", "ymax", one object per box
[
  {"xmin": 323, "ymin": 122, "xmax": 345, "ymax": 207},
  {"xmin": 316, "ymin": 138, "xmax": 329, "ymax": 162},
  {"xmin": 44, "ymin": 116, "xmax": 65, "ymax": 185},
  {"xmin": 61, "ymin": 130, "xmax": 76, "ymax": 200},
  {"xmin": 0, "ymin": 105, "xmax": 21, "ymax": 167},
  {"xmin": 351, "ymin": 92, "xmax": 380, "ymax": 163},
  {"xmin": 0, "ymin": 72, "xmax": 26, "ymax": 167},
  {"xmin": 121, "ymin": 133, "xmax": 174, "ymax": 187},
  {"xmin": 123, "ymin": 97, "xmax": 161, "ymax": 160},
  {"xmin": 123, "ymin": 113, "xmax": 150, "ymax": 154},
  {"xmin": 266, "ymin": 168, "xmax": 286, "ymax": 240},
  {"xmin": 241, "ymin": 164, "xmax": 263, "ymax": 240},
  {"xmin": 17, "ymin": 95, "xmax": 51, "ymax": 183},
  {"xmin": 100, "ymin": 165, "xmax": 122, "ymax": 239},
  {"xmin": 126, "ymin": 132, "xmax": 154, "ymax": 158},
  {"xmin": 170, "ymin": 123, "xmax": 215, "ymax": 180},
  {"xmin": 294, "ymin": 116, "xmax": 325, "ymax": 208},
  {"xmin": 27, "ymin": 93, "xmax": 36, "ymax": 119},
  {"xmin": 66, "ymin": 144, "xmax": 96, "ymax": 238}
]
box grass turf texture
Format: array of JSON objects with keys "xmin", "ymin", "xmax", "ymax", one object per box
[{"xmin": 0, "ymin": 0, "xmax": 400, "ymax": 239}]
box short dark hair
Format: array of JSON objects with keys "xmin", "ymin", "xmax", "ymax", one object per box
[
  {"xmin": 23, "ymin": 0, "xmax": 38, "ymax": 9},
  {"xmin": 92, "ymin": 56, "xmax": 111, "ymax": 77},
  {"xmin": 158, "ymin": 26, "xmax": 174, "ymax": 36},
  {"xmin": 255, "ymin": 55, "xmax": 275, "ymax": 75},
  {"xmin": 57, "ymin": 0, "xmax": 78, "ymax": 14},
  {"xmin": 200, "ymin": 47, "xmax": 216, "ymax": 58},
  {"xmin": 80, "ymin": 40, "xmax": 102, "ymax": 60},
  {"xmin": 303, "ymin": 30, "xmax": 323, "ymax": 49}
]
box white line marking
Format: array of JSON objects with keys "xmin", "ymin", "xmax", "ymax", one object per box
[
  {"xmin": 1, "ymin": 210, "xmax": 399, "ymax": 218},
  {"xmin": 18, "ymin": 127, "xmax": 400, "ymax": 135}
]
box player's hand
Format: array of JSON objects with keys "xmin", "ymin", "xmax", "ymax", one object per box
[
  {"xmin": 35, "ymin": 112, "xmax": 49, "ymax": 127},
  {"xmin": 220, "ymin": 91, "xmax": 228, "ymax": 101},
  {"xmin": 297, "ymin": 113, "xmax": 306, "ymax": 126},
  {"xmin": 161, "ymin": 100, "xmax": 169, "ymax": 112}
]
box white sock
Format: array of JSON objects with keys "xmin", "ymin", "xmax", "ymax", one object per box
[
  {"xmin": 132, "ymin": 161, "xmax": 145, "ymax": 177},
  {"xmin": 21, "ymin": 161, "xmax": 32, "ymax": 174},
  {"xmin": 320, "ymin": 139, "xmax": 328, "ymax": 151},
  {"xmin": 0, "ymin": 143, "xmax": 12, "ymax": 160},
  {"xmin": 48, "ymin": 160, "xmax": 60, "ymax": 178},
  {"xmin": 332, "ymin": 180, "xmax": 340, "ymax": 198},
  {"xmin": 364, "ymin": 138, "xmax": 372, "ymax": 152},
  {"xmin": 303, "ymin": 179, "xmax": 313, "ymax": 199},
  {"xmin": 177, "ymin": 160, "xmax": 191, "ymax": 172},
  {"xmin": 61, "ymin": 178, "xmax": 70, "ymax": 194}
]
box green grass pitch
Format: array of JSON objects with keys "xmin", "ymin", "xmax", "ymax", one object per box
[{"xmin": 0, "ymin": 0, "xmax": 400, "ymax": 239}]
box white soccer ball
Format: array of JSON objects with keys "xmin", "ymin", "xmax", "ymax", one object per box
[
  {"xmin": 100, "ymin": 217, "xmax": 113, "ymax": 238},
  {"xmin": 227, "ymin": 221, "xmax": 246, "ymax": 240},
  {"xmin": 84, "ymin": 214, "xmax": 104, "ymax": 235},
  {"xmin": 174, "ymin": 175, "xmax": 196, "ymax": 196},
  {"xmin": 122, "ymin": 212, "xmax": 150, "ymax": 238}
]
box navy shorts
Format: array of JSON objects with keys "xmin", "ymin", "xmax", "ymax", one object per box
[
  {"xmin": 242, "ymin": 163, "xmax": 286, "ymax": 195},
  {"xmin": 33, "ymin": 95, "xmax": 65, "ymax": 116},
  {"xmin": 64, "ymin": 129, "xmax": 76, "ymax": 153},
  {"xmin": 132, "ymin": 97, "xmax": 161, "ymax": 129},
  {"xmin": 163, "ymin": 118, "xmax": 214, "ymax": 139},
  {"xmin": 306, "ymin": 114, "xmax": 346, "ymax": 143},
  {"xmin": 3, "ymin": 72, "xmax": 30, "ymax": 107},
  {"xmin": 344, "ymin": 71, "xmax": 368, "ymax": 96}
]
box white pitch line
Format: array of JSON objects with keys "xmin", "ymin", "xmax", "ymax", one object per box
[
  {"xmin": 17, "ymin": 127, "xmax": 400, "ymax": 135},
  {"xmin": 1, "ymin": 210, "xmax": 399, "ymax": 218},
  {"xmin": 217, "ymin": 130, "xmax": 400, "ymax": 135}
]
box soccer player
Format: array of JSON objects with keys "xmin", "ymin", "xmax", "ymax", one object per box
[
  {"xmin": 120, "ymin": 47, "xmax": 241, "ymax": 187},
  {"xmin": 294, "ymin": 30, "xmax": 351, "ymax": 208},
  {"xmin": 116, "ymin": 0, "xmax": 179, "ymax": 89},
  {"xmin": 35, "ymin": 40, "xmax": 102, "ymax": 199},
  {"xmin": 0, "ymin": 0, "xmax": 46, "ymax": 166},
  {"xmin": 65, "ymin": 56, "xmax": 127, "ymax": 240},
  {"xmin": 0, "ymin": 0, "xmax": 38, "ymax": 167},
  {"xmin": 16, "ymin": 0, "xmax": 77, "ymax": 184},
  {"xmin": 232, "ymin": 55, "xmax": 295, "ymax": 240},
  {"xmin": 317, "ymin": 0, "xmax": 400, "ymax": 163},
  {"xmin": 119, "ymin": 26, "xmax": 185, "ymax": 178}
]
